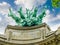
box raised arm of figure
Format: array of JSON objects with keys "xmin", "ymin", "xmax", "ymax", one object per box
[{"xmin": 18, "ymin": 7, "xmax": 25, "ymax": 19}]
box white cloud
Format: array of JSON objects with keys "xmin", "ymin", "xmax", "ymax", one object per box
[
  {"xmin": 14, "ymin": 0, "xmax": 47, "ymax": 9},
  {"xmin": 43, "ymin": 10, "xmax": 60, "ymax": 31},
  {"xmin": 46, "ymin": 10, "xmax": 50, "ymax": 15},
  {"xmin": 0, "ymin": 2, "xmax": 16, "ymax": 34},
  {"xmin": 49, "ymin": 24, "xmax": 60, "ymax": 31},
  {"xmin": 0, "ymin": 17, "xmax": 2, "ymax": 22},
  {"xmin": 43, "ymin": 10, "xmax": 60, "ymax": 23},
  {"xmin": 0, "ymin": 2, "xmax": 10, "ymax": 15},
  {"xmin": 0, "ymin": 27, "xmax": 5, "ymax": 34},
  {"xmin": 0, "ymin": 1, "xmax": 60, "ymax": 34},
  {"xmin": 0, "ymin": 2, "xmax": 11, "ymax": 26},
  {"xmin": 0, "ymin": 2, "xmax": 17, "ymax": 26},
  {"xmin": 43, "ymin": 9, "xmax": 52, "ymax": 23},
  {"xmin": 6, "ymin": 16, "xmax": 17, "ymax": 26}
]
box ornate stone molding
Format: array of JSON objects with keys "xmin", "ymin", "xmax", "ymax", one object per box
[{"xmin": 0, "ymin": 23, "xmax": 60, "ymax": 45}]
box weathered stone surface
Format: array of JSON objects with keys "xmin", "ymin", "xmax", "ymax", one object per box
[{"xmin": 0, "ymin": 23, "xmax": 60, "ymax": 45}]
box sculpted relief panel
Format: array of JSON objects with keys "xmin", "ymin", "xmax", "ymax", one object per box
[
  {"xmin": 6, "ymin": 27, "xmax": 46, "ymax": 40},
  {"xmin": 11, "ymin": 28, "xmax": 41, "ymax": 40}
]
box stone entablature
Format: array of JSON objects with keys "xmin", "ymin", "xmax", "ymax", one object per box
[
  {"xmin": 5, "ymin": 23, "xmax": 50, "ymax": 41},
  {"xmin": 0, "ymin": 23, "xmax": 60, "ymax": 45}
]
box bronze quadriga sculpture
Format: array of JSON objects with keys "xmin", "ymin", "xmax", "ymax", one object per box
[{"xmin": 8, "ymin": 7, "xmax": 46, "ymax": 27}]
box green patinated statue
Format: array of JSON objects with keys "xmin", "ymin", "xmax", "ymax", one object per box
[{"xmin": 8, "ymin": 7, "xmax": 46, "ymax": 27}]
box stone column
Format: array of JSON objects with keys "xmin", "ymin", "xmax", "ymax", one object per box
[{"xmin": 7, "ymin": 31, "xmax": 12, "ymax": 41}]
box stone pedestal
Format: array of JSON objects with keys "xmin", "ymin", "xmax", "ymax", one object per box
[
  {"xmin": 5, "ymin": 23, "xmax": 50, "ymax": 44},
  {"xmin": 0, "ymin": 23, "xmax": 60, "ymax": 45}
]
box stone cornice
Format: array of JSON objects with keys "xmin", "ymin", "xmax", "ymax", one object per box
[
  {"xmin": 0, "ymin": 33, "xmax": 56, "ymax": 44},
  {"xmin": 0, "ymin": 30, "xmax": 59, "ymax": 44},
  {"xmin": 5, "ymin": 23, "xmax": 51, "ymax": 30}
]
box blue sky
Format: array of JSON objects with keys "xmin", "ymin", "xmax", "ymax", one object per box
[{"xmin": 0, "ymin": 0, "xmax": 60, "ymax": 34}]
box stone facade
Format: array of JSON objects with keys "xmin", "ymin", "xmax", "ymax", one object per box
[{"xmin": 0, "ymin": 23, "xmax": 60, "ymax": 45}]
